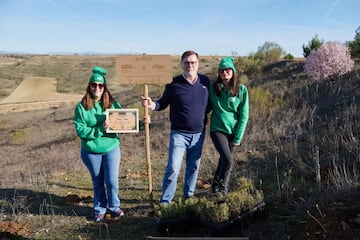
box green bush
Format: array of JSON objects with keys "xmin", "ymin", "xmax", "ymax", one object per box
[
  {"xmin": 303, "ymin": 35, "xmax": 324, "ymax": 57},
  {"xmin": 10, "ymin": 128, "xmax": 30, "ymax": 145},
  {"xmin": 154, "ymin": 178, "xmax": 264, "ymax": 224},
  {"xmin": 346, "ymin": 26, "xmax": 360, "ymax": 58},
  {"xmin": 250, "ymin": 86, "xmax": 283, "ymax": 115},
  {"xmin": 236, "ymin": 56, "xmax": 264, "ymax": 76},
  {"xmin": 284, "ymin": 53, "xmax": 294, "ymax": 60}
]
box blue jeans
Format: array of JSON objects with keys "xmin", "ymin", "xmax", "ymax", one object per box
[
  {"xmin": 160, "ymin": 130, "xmax": 205, "ymax": 203},
  {"xmin": 81, "ymin": 146, "xmax": 121, "ymax": 215}
]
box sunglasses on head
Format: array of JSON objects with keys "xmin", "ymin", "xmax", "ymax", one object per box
[{"xmin": 90, "ymin": 83, "xmax": 104, "ymax": 89}]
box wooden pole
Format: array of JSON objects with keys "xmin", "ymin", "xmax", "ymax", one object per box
[{"xmin": 144, "ymin": 84, "xmax": 153, "ymax": 203}]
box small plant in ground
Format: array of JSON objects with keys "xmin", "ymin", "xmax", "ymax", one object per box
[
  {"xmin": 154, "ymin": 201, "xmax": 185, "ymax": 219},
  {"xmin": 154, "ymin": 177, "xmax": 264, "ymax": 224},
  {"xmin": 304, "ymin": 41, "xmax": 354, "ymax": 81},
  {"xmin": 10, "ymin": 128, "xmax": 30, "ymax": 145}
]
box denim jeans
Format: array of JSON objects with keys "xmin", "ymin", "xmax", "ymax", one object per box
[
  {"xmin": 81, "ymin": 146, "xmax": 121, "ymax": 215},
  {"xmin": 160, "ymin": 129, "xmax": 205, "ymax": 203},
  {"xmin": 210, "ymin": 131, "xmax": 235, "ymax": 195}
]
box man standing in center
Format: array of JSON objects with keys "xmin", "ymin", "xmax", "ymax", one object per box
[{"xmin": 142, "ymin": 50, "xmax": 210, "ymax": 203}]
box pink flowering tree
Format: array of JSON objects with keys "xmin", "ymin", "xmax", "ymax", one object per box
[{"xmin": 304, "ymin": 41, "xmax": 354, "ymax": 81}]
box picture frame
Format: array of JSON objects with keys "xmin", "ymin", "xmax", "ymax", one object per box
[{"xmin": 106, "ymin": 109, "xmax": 139, "ymax": 133}]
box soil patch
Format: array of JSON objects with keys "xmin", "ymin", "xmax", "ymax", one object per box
[{"xmin": 0, "ymin": 76, "xmax": 82, "ymax": 114}]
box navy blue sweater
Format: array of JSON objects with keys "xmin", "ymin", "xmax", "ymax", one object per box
[{"xmin": 154, "ymin": 74, "xmax": 209, "ymax": 133}]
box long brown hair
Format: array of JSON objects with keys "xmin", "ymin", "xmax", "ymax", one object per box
[
  {"xmin": 81, "ymin": 84, "xmax": 115, "ymax": 110},
  {"xmin": 214, "ymin": 72, "xmax": 239, "ymax": 97}
]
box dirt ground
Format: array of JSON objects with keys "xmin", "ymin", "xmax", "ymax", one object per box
[
  {"xmin": 2, "ymin": 76, "xmax": 81, "ymax": 103},
  {"xmin": 0, "ymin": 76, "xmax": 82, "ymax": 114},
  {"xmin": 0, "ymin": 75, "xmax": 81, "ymax": 238},
  {"xmin": 2, "ymin": 191, "xmax": 360, "ymax": 239}
]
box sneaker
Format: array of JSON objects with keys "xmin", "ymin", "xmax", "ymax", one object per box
[
  {"xmin": 94, "ymin": 213, "xmax": 105, "ymax": 223},
  {"xmin": 109, "ymin": 208, "xmax": 124, "ymax": 219},
  {"xmin": 159, "ymin": 198, "xmax": 170, "ymax": 205}
]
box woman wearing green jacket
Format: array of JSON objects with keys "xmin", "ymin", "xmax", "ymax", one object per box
[
  {"xmin": 208, "ymin": 57, "xmax": 249, "ymax": 196},
  {"xmin": 74, "ymin": 66, "xmax": 124, "ymax": 222}
]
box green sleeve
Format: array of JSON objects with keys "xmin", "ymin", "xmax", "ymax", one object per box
[
  {"xmin": 74, "ymin": 103, "xmax": 105, "ymax": 140},
  {"xmin": 234, "ymin": 85, "xmax": 249, "ymax": 143}
]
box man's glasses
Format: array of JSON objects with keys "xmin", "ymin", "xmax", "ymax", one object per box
[
  {"xmin": 90, "ymin": 83, "xmax": 104, "ymax": 89},
  {"xmin": 183, "ymin": 61, "xmax": 198, "ymax": 65},
  {"xmin": 219, "ymin": 68, "xmax": 232, "ymax": 73}
]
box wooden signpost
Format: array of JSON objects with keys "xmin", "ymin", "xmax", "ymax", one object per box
[{"xmin": 115, "ymin": 54, "xmax": 172, "ymax": 201}]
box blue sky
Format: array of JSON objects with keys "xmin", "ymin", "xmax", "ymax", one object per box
[{"xmin": 0, "ymin": 0, "xmax": 358, "ymax": 57}]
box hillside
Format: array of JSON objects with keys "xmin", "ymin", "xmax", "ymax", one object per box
[
  {"xmin": 0, "ymin": 54, "xmax": 218, "ymax": 114},
  {"xmin": 0, "ymin": 54, "xmax": 359, "ymax": 239}
]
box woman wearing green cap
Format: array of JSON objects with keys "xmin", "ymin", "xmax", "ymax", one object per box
[
  {"xmin": 74, "ymin": 66, "xmax": 124, "ymax": 222},
  {"xmin": 208, "ymin": 57, "xmax": 249, "ymax": 196}
]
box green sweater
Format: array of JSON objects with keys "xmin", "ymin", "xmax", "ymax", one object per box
[
  {"xmin": 74, "ymin": 101, "xmax": 122, "ymax": 153},
  {"xmin": 209, "ymin": 83, "xmax": 249, "ymax": 144}
]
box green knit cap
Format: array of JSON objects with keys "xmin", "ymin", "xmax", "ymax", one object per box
[
  {"xmin": 89, "ymin": 66, "xmax": 107, "ymax": 84},
  {"xmin": 218, "ymin": 57, "xmax": 236, "ymax": 73}
]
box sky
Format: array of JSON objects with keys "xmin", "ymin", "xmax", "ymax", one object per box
[{"xmin": 0, "ymin": 0, "xmax": 358, "ymax": 57}]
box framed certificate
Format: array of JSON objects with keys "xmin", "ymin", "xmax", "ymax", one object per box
[{"xmin": 106, "ymin": 109, "xmax": 139, "ymax": 133}]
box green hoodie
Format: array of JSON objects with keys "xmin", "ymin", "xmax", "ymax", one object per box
[
  {"xmin": 74, "ymin": 101, "xmax": 122, "ymax": 153},
  {"xmin": 209, "ymin": 83, "xmax": 249, "ymax": 144}
]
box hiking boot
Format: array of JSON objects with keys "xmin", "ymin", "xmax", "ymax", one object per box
[
  {"xmin": 109, "ymin": 208, "xmax": 124, "ymax": 219},
  {"xmin": 211, "ymin": 178, "xmax": 220, "ymax": 194},
  {"xmin": 94, "ymin": 213, "xmax": 105, "ymax": 223}
]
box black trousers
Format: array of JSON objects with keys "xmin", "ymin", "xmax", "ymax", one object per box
[{"xmin": 210, "ymin": 131, "xmax": 235, "ymax": 195}]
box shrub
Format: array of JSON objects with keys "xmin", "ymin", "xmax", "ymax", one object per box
[
  {"xmin": 346, "ymin": 26, "xmax": 360, "ymax": 58},
  {"xmin": 250, "ymin": 86, "xmax": 283, "ymax": 115},
  {"xmin": 303, "ymin": 35, "xmax": 324, "ymax": 57},
  {"xmin": 154, "ymin": 178, "xmax": 264, "ymax": 224},
  {"xmin": 236, "ymin": 55, "xmax": 264, "ymax": 76},
  {"xmin": 304, "ymin": 41, "xmax": 354, "ymax": 81},
  {"xmin": 254, "ymin": 41, "xmax": 285, "ymax": 64},
  {"xmin": 10, "ymin": 128, "xmax": 30, "ymax": 145},
  {"xmin": 284, "ymin": 53, "xmax": 294, "ymax": 60}
]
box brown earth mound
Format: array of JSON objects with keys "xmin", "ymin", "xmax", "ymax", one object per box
[{"xmin": 0, "ymin": 76, "xmax": 82, "ymax": 114}]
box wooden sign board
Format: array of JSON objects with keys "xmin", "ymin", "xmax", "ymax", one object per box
[
  {"xmin": 116, "ymin": 55, "xmax": 172, "ymax": 84},
  {"xmin": 106, "ymin": 109, "xmax": 139, "ymax": 133}
]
